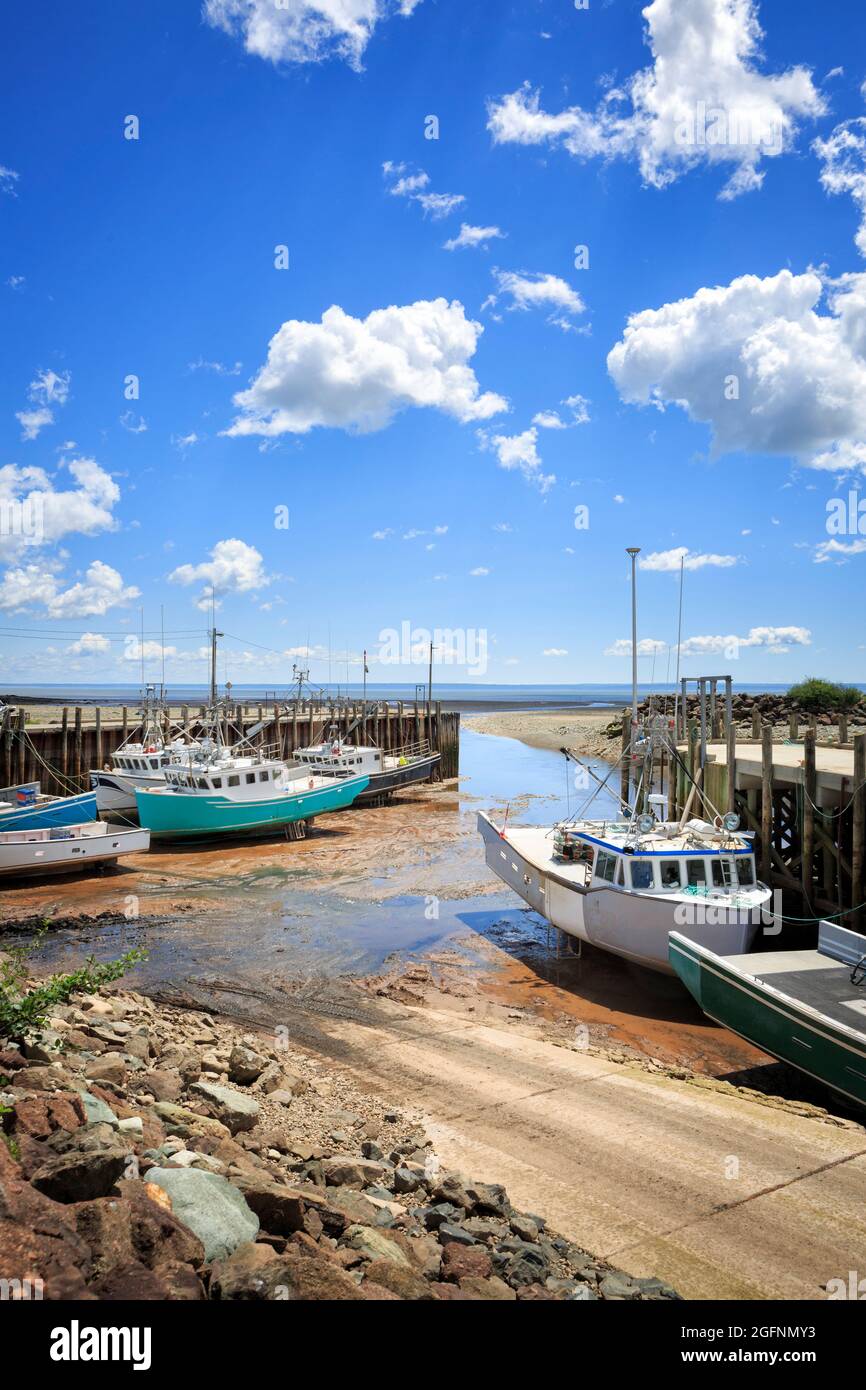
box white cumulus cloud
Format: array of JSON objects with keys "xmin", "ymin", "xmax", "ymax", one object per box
[
  {"xmin": 203, "ymin": 0, "xmax": 421, "ymax": 70},
  {"xmin": 815, "ymin": 117, "xmax": 866, "ymax": 257},
  {"xmin": 477, "ymin": 426, "xmax": 555, "ymax": 493},
  {"xmin": 639, "ymin": 547, "xmax": 740, "ymax": 571},
  {"xmin": 487, "ymin": 0, "xmax": 824, "ymax": 200},
  {"xmin": 169, "ymin": 538, "xmax": 271, "ymax": 609},
  {"xmin": 0, "ymin": 560, "xmax": 140, "ymax": 619},
  {"xmin": 225, "ymin": 299, "xmax": 507, "ymax": 437},
  {"xmin": 443, "ymin": 223, "xmax": 505, "ymax": 252},
  {"xmin": 607, "ymin": 268, "xmax": 866, "ymax": 473}
]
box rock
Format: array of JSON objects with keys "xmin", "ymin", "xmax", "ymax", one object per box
[
  {"xmin": 73, "ymin": 1181, "xmax": 205, "ymax": 1277},
  {"xmin": 393, "ymin": 1166, "xmax": 422, "ymax": 1194},
  {"xmin": 344, "ymin": 1224, "xmax": 413, "ymax": 1268},
  {"xmin": 271, "ymin": 1251, "xmax": 366, "ymax": 1301},
  {"xmin": 209, "ymin": 1241, "xmax": 293, "ymax": 1299},
  {"xmin": 459, "ymin": 1275, "xmax": 517, "ymax": 1301},
  {"xmin": 441, "ymin": 1242, "xmax": 492, "ymax": 1282},
  {"xmin": 430, "ymin": 1174, "xmax": 473, "ymax": 1211},
  {"xmin": 255, "ymin": 1063, "xmax": 308, "ymax": 1097},
  {"xmin": 80, "ymin": 1093, "xmax": 120, "ymax": 1129},
  {"xmin": 137, "ymin": 1070, "xmax": 183, "ymax": 1102},
  {"xmin": 12, "ymin": 1093, "xmax": 84, "ymax": 1141},
  {"xmin": 510, "ymin": 1214, "xmax": 539, "ymax": 1243},
  {"xmin": 150, "ymin": 1102, "xmax": 230, "ymax": 1143},
  {"xmin": 363, "ymin": 1261, "xmax": 439, "ymax": 1300},
  {"xmin": 20, "ymin": 1029, "xmax": 64, "ymax": 1063},
  {"xmin": 30, "ymin": 1148, "xmax": 130, "ymax": 1203},
  {"xmin": 361, "ymin": 1140, "xmax": 384, "ymax": 1161},
  {"xmin": 144, "ymin": 1167, "xmax": 259, "ymax": 1263},
  {"xmin": 188, "ymin": 1081, "xmax": 260, "ymax": 1135},
  {"xmin": 266, "ymin": 1090, "xmax": 295, "ymax": 1108},
  {"xmin": 91, "ymin": 1259, "xmax": 204, "ymax": 1300},
  {"xmin": 466, "ymin": 1180, "xmax": 510, "ymax": 1215},
  {"xmin": 320, "ymin": 1155, "xmax": 388, "ymax": 1189},
  {"xmin": 117, "ymin": 1117, "xmax": 143, "ymax": 1137},
  {"xmin": 232, "ymin": 1177, "xmax": 326, "ymax": 1238},
  {"xmin": 598, "ymin": 1271, "xmax": 642, "ymax": 1300},
  {"xmin": 437, "ymin": 1222, "xmax": 476, "ymax": 1247},
  {"xmin": 84, "ymin": 1054, "xmax": 127, "ymax": 1088},
  {"xmin": 228, "ymin": 1046, "xmax": 268, "ymax": 1086}
]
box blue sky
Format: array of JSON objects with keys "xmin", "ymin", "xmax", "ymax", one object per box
[{"xmin": 2, "ymin": 0, "xmax": 865, "ymax": 688}]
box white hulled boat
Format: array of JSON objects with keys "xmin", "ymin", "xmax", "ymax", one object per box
[
  {"xmin": 477, "ymin": 545, "xmax": 774, "ymax": 974},
  {"xmin": 89, "ymin": 687, "xmax": 203, "ymax": 817},
  {"xmin": 0, "ymin": 822, "xmax": 149, "ymax": 878}
]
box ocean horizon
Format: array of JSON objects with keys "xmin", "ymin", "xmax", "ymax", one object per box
[{"xmin": 4, "ymin": 681, "xmax": 862, "ymax": 711}]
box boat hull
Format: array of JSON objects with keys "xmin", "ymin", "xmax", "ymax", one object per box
[
  {"xmin": 135, "ymin": 775, "xmax": 369, "ymax": 839},
  {"xmin": 0, "ymin": 789, "xmax": 98, "ymax": 830},
  {"xmin": 352, "ymin": 753, "xmax": 440, "ymax": 804},
  {"xmin": 90, "ymin": 770, "xmax": 159, "ymax": 817},
  {"xmin": 478, "ymin": 812, "xmax": 758, "ymax": 974},
  {"xmin": 0, "ymin": 827, "xmax": 150, "ymax": 878},
  {"xmin": 669, "ymin": 932, "xmax": 866, "ymax": 1109}
]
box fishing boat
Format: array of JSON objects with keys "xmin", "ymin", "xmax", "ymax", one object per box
[
  {"xmin": 0, "ymin": 780, "xmax": 97, "ymax": 830},
  {"xmin": 134, "ymin": 742, "xmax": 370, "ymax": 839},
  {"xmin": 478, "ymin": 808, "xmax": 770, "ymax": 973},
  {"xmin": 669, "ymin": 922, "xmax": 866, "ymax": 1109},
  {"xmin": 295, "ymin": 728, "xmax": 439, "ymax": 804},
  {"xmin": 0, "ymin": 822, "xmax": 149, "ymax": 878},
  {"xmin": 89, "ymin": 686, "xmax": 202, "ymax": 817},
  {"xmin": 477, "ymin": 545, "xmax": 773, "ymax": 973}
]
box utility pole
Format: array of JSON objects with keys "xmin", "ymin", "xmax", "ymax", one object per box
[{"xmin": 209, "ymin": 626, "xmax": 223, "ymax": 707}]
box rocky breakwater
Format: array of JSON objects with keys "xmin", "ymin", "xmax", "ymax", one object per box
[{"xmin": 0, "ymin": 986, "xmax": 680, "ymax": 1302}]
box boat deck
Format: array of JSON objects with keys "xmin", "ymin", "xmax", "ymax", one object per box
[{"xmin": 724, "ymin": 948, "xmax": 866, "ymax": 1032}]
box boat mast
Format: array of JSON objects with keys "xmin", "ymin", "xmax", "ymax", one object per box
[
  {"xmin": 673, "ymin": 553, "xmax": 684, "ymax": 739},
  {"xmin": 626, "ymin": 547, "xmax": 640, "ymax": 728}
]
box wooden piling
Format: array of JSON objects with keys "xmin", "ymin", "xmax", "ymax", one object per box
[
  {"xmin": 802, "ymin": 729, "xmax": 816, "ymax": 906},
  {"xmin": 853, "ymin": 733, "xmax": 865, "ymax": 926},
  {"xmin": 761, "ymin": 722, "xmax": 773, "ymax": 884}
]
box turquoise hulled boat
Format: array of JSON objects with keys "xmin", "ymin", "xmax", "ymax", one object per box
[
  {"xmin": 134, "ymin": 744, "xmax": 369, "ymax": 839},
  {"xmin": 0, "ymin": 781, "xmax": 97, "ymax": 831},
  {"xmin": 670, "ymin": 922, "xmax": 866, "ymax": 1110}
]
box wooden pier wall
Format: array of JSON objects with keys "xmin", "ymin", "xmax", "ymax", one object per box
[
  {"xmin": 0, "ymin": 702, "xmax": 460, "ymax": 799},
  {"xmin": 663, "ymin": 714, "xmax": 866, "ymax": 929}
]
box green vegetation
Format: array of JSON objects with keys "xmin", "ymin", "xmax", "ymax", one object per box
[
  {"xmin": 0, "ymin": 931, "xmax": 146, "ymax": 1047},
  {"xmin": 787, "ymin": 679, "xmax": 864, "ymax": 714}
]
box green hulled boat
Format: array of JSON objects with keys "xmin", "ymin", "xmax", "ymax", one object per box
[
  {"xmin": 670, "ymin": 922, "xmax": 866, "ymax": 1110},
  {"xmin": 135, "ymin": 744, "xmax": 369, "ymax": 839}
]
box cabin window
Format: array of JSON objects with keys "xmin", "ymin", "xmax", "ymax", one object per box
[
  {"xmin": 629, "ymin": 860, "xmax": 654, "ymax": 890},
  {"xmin": 687, "ymin": 858, "xmax": 708, "ymax": 887},
  {"xmin": 245, "ymin": 773, "xmax": 256, "ymax": 785},
  {"xmin": 660, "ymin": 860, "xmax": 682, "ymax": 889},
  {"xmin": 736, "ymin": 856, "xmax": 756, "ymax": 887},
  {"xmin": 712, "ymin": 858, "xmax": 736, "ymax": 889},
  {"xmin": 259, "ymin": 771, "xmax": 269, "ymax": 782},
  {"xmin": 228, "ymin": 775, "xmax": 240, "ymax": 787},
  {"xmin": 212, "ymin": 777, "xmax": 222, "ymax": 789},
  {"xmin": 196, "ymin": 778, "xmax": 208, "ymax": 790},
  {"xmin": 615, "ymin": 860, "xmax": 625, "ymax": 886},
  {"xmin": 595, "ymin": 851, "xmax": 617, "ymax": 883},
  {"xmin": 160, "ymin": 756, "xmax": 169, "ymax": 766}
]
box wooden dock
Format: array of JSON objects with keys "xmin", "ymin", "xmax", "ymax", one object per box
[
  {"xmin": 0, "ymin": 700, "xmax": 460, "ymax": 799},
  {"xmin": 668, "ymin": 722, "xmax": 865, "ymax": 927}
]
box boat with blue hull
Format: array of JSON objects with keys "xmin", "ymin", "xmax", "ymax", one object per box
[
  {"xmin": 134, "ymin": 743, "xmax": 369, "ymax": 839},
  {"xmin": 0, "ymin": 781, "xmax": 97, "ymax": 831},
  {"xmin": 670, "ymin": 923, "xmax": 866, "ymax": 1110}
]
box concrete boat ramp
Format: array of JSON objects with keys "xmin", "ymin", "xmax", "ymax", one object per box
[{"xmin": 310, "ymin": 997, "xmax": 866, "ymax": 1300}]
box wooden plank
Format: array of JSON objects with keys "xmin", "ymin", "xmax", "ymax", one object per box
[
  {"xmin": 853, "ymin": 733, "xmax": 865, "ymax": 925},
  {"xmin": 802, "ymin": 728, "xmax": 816, "ymax": 905}
]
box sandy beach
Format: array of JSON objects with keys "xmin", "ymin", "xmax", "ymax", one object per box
[{"xmin": 464, "ymin": 707, "xmax": 624, "ymax": 762}]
